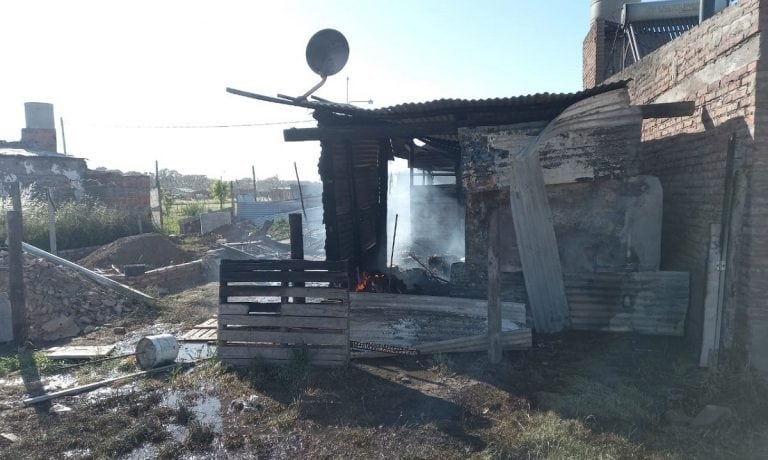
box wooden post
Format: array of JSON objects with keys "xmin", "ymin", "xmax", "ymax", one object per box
[
  {"xmin": 10, "ymin": 182, "xmax": 22, "ymax": 213},
  {"xmin": 7, "ymin": 209, "xmax": 27, "ymax": 344},
  {"xmin": 155, "ymin": 161, "xmax": 163, "ymax": 229},
  {"xmin": 289, "ymin": 213, "xmax": 305, "ymax": 304},
  {"xmin": 47, "ymin": 189, "xmax": 57, "ymax": 255},
  {"xmin": 701, "ymin": 223, "xmax": 722, "ymax": 367},
  {"xmin": 487, "ymin": 209, "xmax": 502, "ymax": 364}
]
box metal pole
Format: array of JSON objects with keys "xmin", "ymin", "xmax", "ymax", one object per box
[{"xmin": 294, "ymin": 162, "xmax": 307, "ymax": 221}]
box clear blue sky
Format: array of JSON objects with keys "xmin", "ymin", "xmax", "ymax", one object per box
[{"xmin": 0, "ymin": 0, "xmax": 591, "ymax": 181}]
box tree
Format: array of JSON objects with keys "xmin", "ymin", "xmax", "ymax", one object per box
[{"xmin": 210, "ymin": 180, "xmax": 229, "ymax": 210}]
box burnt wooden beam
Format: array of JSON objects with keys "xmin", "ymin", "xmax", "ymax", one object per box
[
  {"xmin": 637, "ymin": 101, "xmax": 695, "ymax": 119},
  {"xmin": 284, "ymin": 123, "xmax": 457, "ymax": 142}
]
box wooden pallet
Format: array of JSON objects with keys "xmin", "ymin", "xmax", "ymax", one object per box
[
  {"xmin": 218, "ymin": 259, "xmax": 350, "ymax": 367},
  {"xmin": 180, "ymin": 318, "xmax": 218, "ymax": 342}
]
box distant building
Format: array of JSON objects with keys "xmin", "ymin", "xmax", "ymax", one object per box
[{"xmin": 1, "ymin": 102, "xmax": 151, "ymax": 224}]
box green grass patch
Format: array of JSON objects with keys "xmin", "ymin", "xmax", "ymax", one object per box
[{"xmin": 0, "ymin": 351, "xmax": 65, "ymax": 378}]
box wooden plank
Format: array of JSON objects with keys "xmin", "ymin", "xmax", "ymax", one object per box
[
  {"xmin": 701, "ymin": 223, "xmax": 723, "ymax": 367},
  {"xmin": 45, "ymin": 345, "xmax": 116, "ymax": 360},
  {"xmin": 487, "ymin": 209, "xmax": 502, "ymax": 364},
  {"xmin": 280, "ymin": 303, "xmax": 349, "ymax": 318},
  {"xmin": 220, "ymin": 271, "xmax": 347, "ymax": 283},
  {"xmin": 220, "ymin": 259, "xmax": 348, "ymax": 272},
  {"xmin": 218, "ymin": 314, "xmax": 348, "ymax": 329},
  {"xmin": 503, "ymin": 129, "xmax": 570, "ymax": 334},
  {"xmin": 218, "ymin": 346, "xmax": 348, "ymax": 361},
  {"xmin": 223, "ymin": 357, "xmax": 346, "ymax": 368},
  {"xmin": 349, "ymin": 292, "xmax": 526, "ymax": 323},
  {"xmin": 222, "ymin": 285, "xmax": 349, "ymax": 300},
  {"xmin": 637, "ymin": 101, "xmax": 695, "ymax": 119},
  {"xmin": 218, "ymin": 302, "xmax": 349, "ymax": 317},
  {"xmin": 418, "ymin": 329, "xmax": 532, "ymax": 353},
  {"xmin": 219, "ymin": 329, "xmax": 348, "ymax": 346}
]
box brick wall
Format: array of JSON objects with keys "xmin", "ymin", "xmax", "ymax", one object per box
[
  {"xmin": 83, "ymin": 170, "xmax": 151, "ymax": 220},
  {"xmin": 583, "ymin": 21, "xmax": 603, "ymax": 89},
  {"xmin": 604, "ymin": 0, "xmax": 764, "ymax": 368}
]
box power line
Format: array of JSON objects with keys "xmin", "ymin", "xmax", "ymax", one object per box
[{"xmin": 87, "ymin": 119, "xmax": 316, "ymax": 129}]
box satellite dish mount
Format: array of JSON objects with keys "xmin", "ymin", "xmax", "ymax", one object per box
[{"xmin": 294, "ymin": 29, "xmax": 349, "ymax": 102}]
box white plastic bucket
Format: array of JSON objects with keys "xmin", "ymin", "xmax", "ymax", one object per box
[{"xmin": 135, "ymin": 334, "xmax": 180, "ymax": 369}]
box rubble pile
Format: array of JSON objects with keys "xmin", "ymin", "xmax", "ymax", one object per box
[
  {"xmin": 79, "ymin": 233, "xmax": 195, "ymax": 270},
  {"xmin": 0, "ymin": 251, "xmax": 137, "ymax": 341}
]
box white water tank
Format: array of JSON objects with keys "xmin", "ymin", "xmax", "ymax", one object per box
[
  {"xmin": 24, "ymin": 102, "xmax": 55, "ymax": 130},
  {"xmin": 591, "ymin": 0, "xmax": 641, "ymax": 23}
]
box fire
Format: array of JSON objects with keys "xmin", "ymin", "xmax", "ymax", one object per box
[{"xmin": 355, "ymin": 272, "xmax": 388, "ymax": 292}]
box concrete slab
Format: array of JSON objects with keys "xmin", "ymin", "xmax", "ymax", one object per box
[{"xmin": 45, "ymin": 345, "xmax": 115, "ymax": 360}]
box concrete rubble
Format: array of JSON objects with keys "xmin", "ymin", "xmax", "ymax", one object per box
[{"xmin": 0, "ymin": 251, "xmax": 137, "ymax": 342}]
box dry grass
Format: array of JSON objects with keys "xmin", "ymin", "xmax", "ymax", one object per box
[{"xmin": 2, "ymin": 319, "xmax": 767, "ymax": 459}]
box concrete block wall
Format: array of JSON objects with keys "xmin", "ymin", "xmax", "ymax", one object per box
[
  {"xmin": 0, "ymin": 155, "xmax": 87, "ymax": 201},
  {"xmin": 117, "ymin": 260, "xmax": 204, "ymax": 294},
  {"xmin": 603, "ymin": 0, "xmax": 764, "ymax": 368}
]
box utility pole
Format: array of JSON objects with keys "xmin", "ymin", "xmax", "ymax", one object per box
[
  {"xmin": 60, "ymin": 117, "xmax": 68, "ymax": 155},
  {"xmin": 252, "ymin": 165, "xmax": 257, "ymax": 200}
]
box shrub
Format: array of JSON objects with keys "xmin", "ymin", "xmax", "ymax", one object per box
[
  {"xmin": 0, "ymin": 196, "xmax": 138, "ymax": 251},
  {"xmin": 180, "ymin": 201, "xmax": 206, "ymax": 217}
]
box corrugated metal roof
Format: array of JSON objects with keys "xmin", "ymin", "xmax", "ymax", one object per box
[
  {"xmin": 365, "ymin": 81, "xmax": 628, "ymax": 117},
  {"xmin": 309, "ymin": 80, "xmax": 628, "ymax": 119}
]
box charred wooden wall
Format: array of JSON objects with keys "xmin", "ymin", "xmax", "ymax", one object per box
[{"xmin": 318, "ymin": 137, "xmax": 388, "ymax": 272}]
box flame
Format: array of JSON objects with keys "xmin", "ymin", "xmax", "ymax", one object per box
[{"xmin": 355, "ymin": 272, "xmax": 388, "ymax": 292}]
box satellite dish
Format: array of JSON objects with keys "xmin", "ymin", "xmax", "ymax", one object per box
[{"xmin": 306, "ymin": 29, "xmax": 349, "ymax": 77}]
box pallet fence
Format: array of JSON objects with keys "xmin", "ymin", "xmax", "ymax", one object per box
[{"xmin": 218, "ymin": 259, "xmax": 350, "ymax": 367}]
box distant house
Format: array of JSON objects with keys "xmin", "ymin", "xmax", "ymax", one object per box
[{"xmin": 1, "ymin": 102, "xmax": 151, "ymax": 224}]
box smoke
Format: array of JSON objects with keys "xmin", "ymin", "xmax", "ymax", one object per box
[{"xmin": 386, "ymin": 161, "xmax": 465, "ymax": 271}]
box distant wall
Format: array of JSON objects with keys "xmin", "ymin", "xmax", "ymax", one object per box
[
  {"xmin": 83, "ymin": 170, "xmax": 151, "ymax": 220},
  {"xmin": 0, "ymin": 154, "xmax": 87, "ymax": 200}
]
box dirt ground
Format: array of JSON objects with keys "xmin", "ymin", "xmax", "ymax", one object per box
[
  {"xmin": 78, "ymin": 233, "xmax": 197, "ymax": 270},
  {"xmin": 1, "ymin": 284, "xmax": 767, "ymax": 459}
]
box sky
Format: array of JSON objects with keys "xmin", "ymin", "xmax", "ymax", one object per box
[{"xmin": 0, "ymin": 0, "xmax": 592, "ymax": 182}]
